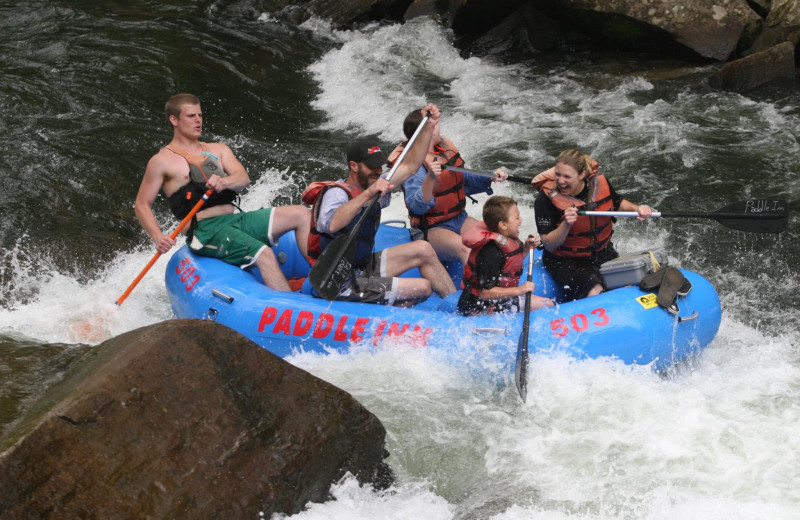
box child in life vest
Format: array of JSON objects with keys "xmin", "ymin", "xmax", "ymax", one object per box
[{"xmin": 457, "ymin": 196, "xmax": 555, "ymax": 316}]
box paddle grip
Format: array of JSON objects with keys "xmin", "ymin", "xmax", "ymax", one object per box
[{"xmin": 115, "ymin": 189, "xmax": 213, "ymax": 306}]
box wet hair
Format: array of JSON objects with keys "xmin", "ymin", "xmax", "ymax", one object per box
[
  {"xmin": 483, "ymin": 195, "xmax": 518, "ymax": 232},
  {"xmin": 402, "ymin": 109, "xmax": 423, "ymax": 140},
  {"xmin": 165, "ymin": 93, "xmax": 200, "ymax": 125},
  {"xmin": 555, "ymin": 149, "xmax": 594, "ymax": 177}
]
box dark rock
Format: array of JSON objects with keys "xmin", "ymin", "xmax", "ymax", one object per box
[
  {"xmin": 538, "ymin": 0, "xmax": 761, "ymax": 61},
  {"xmin": 711, "ymin": 40, "xmax": 796, "ymax": 90},
  {"xmin": 0, "ymin": 338, "xmax": 90, "ymax": 429},
  {"xmin": 748, "ymin": 0, "xmax": 772, "ymax": 18},
  {"xmin": 464, "ymin": 4, "xmax": 560, "ymax": 56},
  {"xmin": 0, "ymin": 320, "xmax": 392, "ymax": 519},
  {"xmin": 749, "ymin": 0, "xmax": 800, "ymax": 56},
  {"xmin": 404, "ymin": 0, "xmax": 444, "ymax": 21},
  {"xmin": 296, "ymin": 0, "xmax": 414, "ymax": 26},
  {"xmin": 448, "ymin": 0, "xmax": 526, "ymax": 39}
]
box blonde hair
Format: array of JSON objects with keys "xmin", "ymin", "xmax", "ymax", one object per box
[
  {"xmin": 165, "ymin": 93, "xmax": 200, "ymax": 125},
  {"xmin": 555, "ymin": 149, "xmax": 594, "ymax": 177}
]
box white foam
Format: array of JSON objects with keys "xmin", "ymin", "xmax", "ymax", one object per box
[
  {"xmin": 287, "ymin": 16, "xmax": 800, "ymax": 519},
  {"xmin": 4, "ymin": 15, "xmax": 799, "ymax": 520},
  {"xmin": 269, "ymin": 473, "xmax": 452, "ymax": 520}
]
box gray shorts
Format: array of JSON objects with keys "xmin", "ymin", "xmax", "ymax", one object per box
[{"xmin": 338, "ymin": 250, "xmax": 399, "ymax": 305}]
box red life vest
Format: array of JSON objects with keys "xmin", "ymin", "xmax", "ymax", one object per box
[
  {"xmin": 388, "ymin": 138, "xmax": 467, "ymax": 228},
  {"xmin": 533, "ymin": 166, "xmax": 615, "ymax": 258},
  {"xmin": 461, "ymin": 221, "xmax": 525, "ymax": 297},
  {"xmin": 301, "ymin": 181, "xmax": 380, "ymax": 269},
  {"xmin": 165, "ymin": 143, "xmax": 238, "ymax": 219}
]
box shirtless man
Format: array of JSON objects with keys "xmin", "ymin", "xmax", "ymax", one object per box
[{"xmin": 135, "ymin": 93, "xmax": 310, "ymax": 291}]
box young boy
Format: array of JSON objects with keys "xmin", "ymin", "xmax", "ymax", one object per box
[{"xmin": 457, "ymin": 196, "xmax": 555, "ymax": 316}]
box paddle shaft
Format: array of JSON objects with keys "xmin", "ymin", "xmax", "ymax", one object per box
[
  {"xmin": 580, "ymin": 210, "xmax": 785, "ymax": 220},
  {"xmin": 115, "ymin": 189, "xmax": 213, "ymax": 306},
  {"xmin": 330, "ymin": 115, "xmax": 430, "ymax": 242},
  {"xmin": 514, "ymin": 247, "xmax": 535, "ymax": 403},
  {"xmin": 444, "ymin": 165, "xmax": 531, "ymax": 185},
  {"xmin": 356, "ymin": 112, "xmax": 431, "ymax": 217}
]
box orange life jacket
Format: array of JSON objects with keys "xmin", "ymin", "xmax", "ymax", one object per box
[
  {"xmin": 532, "ymin": 165, "xmax": 614, "ymax": 258},
  {"xmin": 301, "ymin": 181, "xmax": 379, "ymax": 269},
  {"xmin": 388, "ymin": 138, "xmax": 467, "ymax": 228},
  {"xmin": 461, "ymin": 221, "xmax": 525, "ymax": 297}
]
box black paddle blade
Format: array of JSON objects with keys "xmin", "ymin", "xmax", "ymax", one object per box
[
  {"xmin": 713, "ymin": 199, "xmax": 789, "ymax": 234},
  {"xmin": 514, "ymin": 330, "xmax": 529, "ymax": 403},
  {"xmin": 308, "ymin": 234, "xmax": 356, "ymax": 300}
]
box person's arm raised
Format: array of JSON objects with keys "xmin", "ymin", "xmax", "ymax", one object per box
[{"xmin": 388, "ymin": 103, "xmax": 441, "ymax": 186}]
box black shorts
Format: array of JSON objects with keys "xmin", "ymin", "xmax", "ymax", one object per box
[
  {"xmin": 337, "ymin": 250, "xmax": 399, "ymax": 305},
  {"xmin": 457, "ymin": 290, "xmax": 520, "ymax": 316},
  {"xmin": 543, "ymin": 245, "xmax": 618, "ymax": 301}
]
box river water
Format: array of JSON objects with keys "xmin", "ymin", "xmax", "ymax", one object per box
[{"xmin": 1, "ymin": 1, "xmax": 799, "ymax": 518}]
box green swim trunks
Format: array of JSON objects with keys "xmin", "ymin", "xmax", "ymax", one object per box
[{"xmin": 189, "ymin": 208, "xmax": 275, "ymax": 268}]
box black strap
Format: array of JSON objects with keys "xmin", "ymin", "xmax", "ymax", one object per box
[{"xmin": 583, "ymin": 194, "xmax": 612, "ymax": 211}]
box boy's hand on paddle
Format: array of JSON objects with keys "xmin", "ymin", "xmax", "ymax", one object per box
[
  {"xmin": 519, "ymin": 281, "xmax": 535, "ymax": 294},
  {"xmin": 637, "ymin": 204, "xmax": 653, "ymax": 220},
  {"xmin": 525, "ymin": 234, "xmax": 542, "ymax": 249}
]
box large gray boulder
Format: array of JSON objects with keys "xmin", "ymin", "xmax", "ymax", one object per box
[
  {"xmin": 749, "ymin": 0, "xmax": 800, "ymax": 53},
  {"xmin": 542, "ymin": 0, "xmax": 762, "ymax": 60},
  {"xmin": 712, "ymin": 40, "xmax": 796, "ymax": 90},
  {"xmin": 0, "ymin": 320, "xmax": 392, "ymax": 519}
]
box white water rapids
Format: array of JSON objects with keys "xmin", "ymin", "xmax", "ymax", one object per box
[{"xmin": 1, "ymin": 15, "xmax": 798, "ymax": 520}]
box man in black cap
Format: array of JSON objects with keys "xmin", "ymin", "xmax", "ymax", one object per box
[{"xmin": 301, "ymin": 103, "xmax": 456, "ymax": 305}]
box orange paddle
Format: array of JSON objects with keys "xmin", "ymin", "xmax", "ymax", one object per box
[{"xmin": 115, "ymin": 189, "xmax": 213, "ymax": 306}]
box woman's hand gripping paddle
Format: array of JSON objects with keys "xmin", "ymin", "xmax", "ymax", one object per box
[
  {"xmin": 308, "ymin": 113, "xmax": 432, "ymax": 300},
  {"xmin": 514, "ymin": 246, "xmax": 535, "ymax": 403}
]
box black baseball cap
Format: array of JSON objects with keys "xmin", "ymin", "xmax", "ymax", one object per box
[{"xmin": 347, "ymin": 140, "xmax": 387, "ymax": 168}]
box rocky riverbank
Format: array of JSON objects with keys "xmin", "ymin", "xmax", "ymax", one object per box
[{"xmin": 264, "ymin": 0, "xmax": 799, "ymax": 91}]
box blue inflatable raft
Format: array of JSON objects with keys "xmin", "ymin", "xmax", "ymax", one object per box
[{"xmin": 165, "ymin": 223, "xmax": 721, "ymax": 370}]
